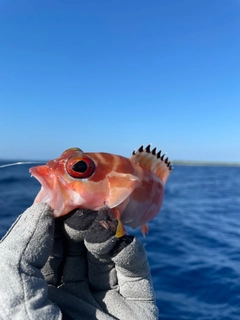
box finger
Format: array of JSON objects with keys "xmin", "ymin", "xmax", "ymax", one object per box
[
  {"xmin": 60, "ymin": 209, "xmax": 98, "ymax": 283},
  {"xmin": 85, "ymin": 209, "xmax": 118, "ymax": 255},
  {"xmin": 64, "ymin": 208, "xmax": 98, "ymax": 242},
  {"xmin": 84, "ymin": 210, "xmax": 118, "ymax": 291},
  {"xmin": 112, "ymin": 237, "xmax": 156, "ymax": 301},
  {"xmin": 41, "ymin": 217, "xmax": 65, "ymax": 286}
]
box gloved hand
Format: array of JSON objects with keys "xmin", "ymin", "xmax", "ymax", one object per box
[
  {"xmin": 0, "ymin": 203, "xmax": 159, "ymax": 320},
  {"xmin": 0, "ymin": 203, "xmax": 61, "ymax": 320}
]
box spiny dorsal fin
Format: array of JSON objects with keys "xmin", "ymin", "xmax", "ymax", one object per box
[{"xmin": 131, "ymin": 144, "xmax": 172, "ymax": 184}]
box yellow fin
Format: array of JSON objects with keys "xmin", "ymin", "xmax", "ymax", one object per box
[
  {"xmin": 113, "ymin": 208, "xmax": 126, "ymax": 238},
  {"xmin": 116, "ymin": 219, "xmax": 126, "ymax": 238}
]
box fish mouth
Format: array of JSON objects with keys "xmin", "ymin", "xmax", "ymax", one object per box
[
  {"xmin": 30, "ymin": 166, "xmax": 66, "ymax": 216},
  {"xmin": 30, "ymin": 167, "xmax": 51, "ymax": 201}
]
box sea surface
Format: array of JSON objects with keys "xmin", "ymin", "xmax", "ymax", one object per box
[{"xmin": 0, "ymin": 161, "xmax": 240, "ymax": 320}]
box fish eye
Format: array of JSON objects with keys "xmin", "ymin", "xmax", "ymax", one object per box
[
  {"xmin": 72, "ymin": 160, "xmax": 88, "ymax": 173},
  {"xmin": 66, "ymin": 156, "xmax": 95, "ymax": 178}
]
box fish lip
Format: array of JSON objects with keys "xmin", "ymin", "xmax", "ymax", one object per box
[
  {"xmin": 30, "ymin": 166, "xmax": 74, "ymax": 217},
  {"xmin": 30, "ymin": 166, "xmax": 58, "ymax": 211},
  {"xmin": 30, "ymin": 166, "xmax": 52, "ymax": 198}
]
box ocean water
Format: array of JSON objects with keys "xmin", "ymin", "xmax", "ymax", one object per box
[{"xmin": 0, "ymin": 161, "xmax": 240, "ymax": 320}]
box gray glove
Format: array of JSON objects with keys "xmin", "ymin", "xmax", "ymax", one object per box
[
  {"xmin": 0, "ymin": 203, "xmax": 159, "ymax": 320},
  {"xmin": 0, "ymin": 203, "xmax": 61, "ymax": 320}
]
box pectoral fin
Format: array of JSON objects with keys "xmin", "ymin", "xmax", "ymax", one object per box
[{"xmin": 106, "ymin": 172, "xmax": 139, "ymax": 208}]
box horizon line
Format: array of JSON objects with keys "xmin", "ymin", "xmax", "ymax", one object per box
[{"xmin": 0, "ymin": 158, "xmax": 240, "ymax": 167}]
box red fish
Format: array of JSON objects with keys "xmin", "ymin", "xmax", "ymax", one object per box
[{"xmin": 30, "ymin": 145, "xmax": 172, "ymax": 236}]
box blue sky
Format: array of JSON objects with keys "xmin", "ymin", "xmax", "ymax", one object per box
[{"xmin": 0, "ymin": 0, "xmax": 239, "ymax": 162}]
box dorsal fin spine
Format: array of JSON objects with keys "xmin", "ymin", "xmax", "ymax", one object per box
[
  {"xmin": 131, "ymin": 144, "xmax": 172, "ymax": 184},
  {"xmin": 157, "ymin": 150, "xmax": 161, "ymax": 158},
  {"xmin": 145, "ymin": 144, "xmax": 151, "ymax": 153},
  {"xmin": 152, "ymin": 147, "xmax": 157, "ymax": 155}
]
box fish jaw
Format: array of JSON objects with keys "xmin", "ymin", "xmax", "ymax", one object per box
[{"xmin": 30, "ymin": 165, "xmax": 84, "ymax": 217}]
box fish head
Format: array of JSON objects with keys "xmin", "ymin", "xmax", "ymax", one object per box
[
  {"xmin": 30, "ymin": 147, "xmax": 139, "ymax": 217},
  {"xmin": 30, "ymin": 147, "xmax": 103, "ymax": 216}
]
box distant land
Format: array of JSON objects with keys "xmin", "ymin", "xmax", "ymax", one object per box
[{"xmin": 173, "ymin": 160, "xmax": 240, "ymax": 167}]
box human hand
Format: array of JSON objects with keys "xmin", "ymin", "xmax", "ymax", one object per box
[
  {"xmin": 0, "ymin": 203, "xmax": 61, "ymax": 319},
  {"xmin": 0, "ymin": 203, "xmax": 159, "ymax": 320},
  {"xmin": 43, "ymin": 208, "xmax": 159, "ymax": 319}
]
